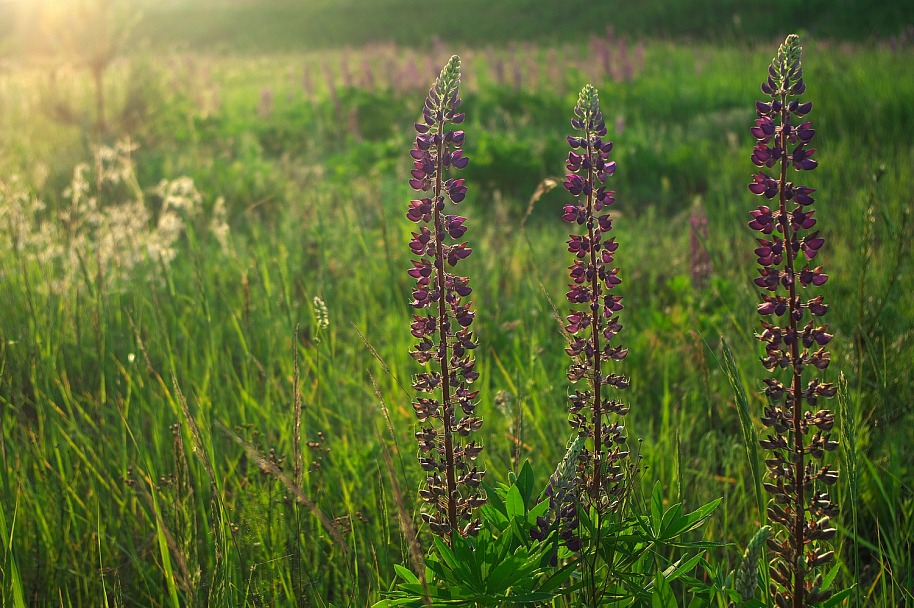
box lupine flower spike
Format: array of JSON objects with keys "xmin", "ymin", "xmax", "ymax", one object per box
[
  {"xmin": 748, "ymin": 34, "xmax": 838, "ymax": 608},
  {"xmin": 407, "ymin": 55, "xmax": 485, "ymax": 541},
  {"xmin": 563, "ymin": 85, "xmax": 630, "ymax": 515}
]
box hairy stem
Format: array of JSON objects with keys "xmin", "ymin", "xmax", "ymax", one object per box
[
  {"xmin": 586, "ymin": 124, "xmax": 603, "ymax": 497},
  {"xmin": 433, "ymin": 132, "xmax": 458, "ymax": 535},
  {"xmin": 775, "ymin": 91, "xmax": 806, "ymax": 608}
]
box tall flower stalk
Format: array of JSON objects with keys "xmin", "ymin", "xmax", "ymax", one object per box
[
  {"xmin": 562, "ymin": 85, "xmax": 629, "ymax": 511},
  {"xmin": 748, "ymin": 35, "xmax": 838, "ymax": 608},
  {"xmin": 407, "ymin": 56, "xmax": 485, "ymax": 540}
]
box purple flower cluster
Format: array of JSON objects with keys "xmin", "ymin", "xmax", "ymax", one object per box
[
  {"xmin": 562, "ymin": 85, "xmax": 630, "ymax": 512},
  {"xmin": 748, "ymin": 35, "xmax": 838, "ymax": 608},
  {"xmin": 530, "ymin": 435, "xmax": 585, "ymax": 562},
  {"xmin": 407, "ymin": 56, "xmax": 485, "ymax": 540}
]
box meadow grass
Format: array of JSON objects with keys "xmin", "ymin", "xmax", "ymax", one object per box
[{"xmin": 0, "ymin": 19, "xmax": 912, "ymax": 607}]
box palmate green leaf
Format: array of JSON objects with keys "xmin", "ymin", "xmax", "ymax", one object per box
[
  {"xmin": 619, "ymin": 555, "xmax": 660, "ymax": 597},
  {"xmin": 478, "ymin": 503, "xmax": 510, "ymax": 529},
  {"xmin": 652, "ymin": 571, "xmax": 678, "ymax": 608},
  {"xmin": 393, "ymin": 583, "xmax": 469, "ymax": 605},
  {"xmin": 658, "ymin": 498, "xmax": 722, "ymax": 541},
  {"xmin": 661, "ymin": 552, "xmax": 704, "ymax": 582},
  {"xmin": 451, "ymin": 536, "xmax": 485, "ymax": 592},
  {"xmin": 486, "ymin": 552, "xmax": 540, "ymax": 593},
  {"xmin": 432, "ymin": 536, "xmax": 460, "ymax": 572},
  {"xmin": 821, "ymin": 588, "xmax": 854, "ymax": 607},
  {"xmin": 660, "ymin": 502, "xmax": 683, "ymax": 535},
  {"xmin": 496, "ymin": 528, "xmax": 527, "ymax": 577},
  {"xmin": 642, "ymin": 481, "xmax": 720, "ymax": 542},
  {"xmin": 651, "ymin": 480, "xmax": 664, "ymax": 534},
  {"xmin": 505, "ymin": 485, "xmax": 525, "ymax": 520},
  {"xmin": 412, "ymin": 503, "xmax": 571, "ymax": 607},
  {"xmin": 820, "ymin": 562, "xmax": 841, "ymax": 589},
  {"xmin": 536, "ymin": 559, "xmax": 579, "ymax": 594},
  {"xmin": 817, "ymin": 561, "xmax": 855, "ymax": 607},
  {"xmin": 506, "ymin": 518, "xmax": 530, "ymax": 549},
  {"xmin": 394, "ymin": 541, "xmax": 563, "ymax": 606},
  {"xmin": 393, "ymin": 564, "xmax": 420, "ymax": 585},
  {"xmin": 431, "ymin": 536, "xmax": 484, "ymax": 592},
  {"xmin": 515, "ymin": 460, "xmax": 535, "ymax": 507},
  {"xmin": 481, "ymin": 481, "xmax": 507, "ymax": 517},
  {"xmin": 424, "ymin": 559, "xmax": 453, "ymax": 586},
  {"xmin": 527, "ymin": 497, "xmax": 549, "ymax": 520}
]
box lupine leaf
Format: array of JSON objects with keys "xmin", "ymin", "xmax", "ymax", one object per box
[
  {"xmin": 516, "ymin": 460, "xmax": 535, "ymax": 508},
  {"xmin": 393, "ymin": 564, "xmax": 420, "ymax": 585},
  {"xmin": 820, "ymin": 562, "xmax": 841, "ymax": 590},
  {"xmin": 651, "ymin": 480, "xmax": 664, "ymax": 534},
  {"xmin": 481, "ymin": 481, "xmax": 508, "ymax": 517},
  {"xmin": 487, "ymin": 554, "xmax": 535, "ymax": 592},
  {"xmin": 505, "ymin": 485, "xmax": 525, "ymax": 520},
  {"xmin": 652, "ymin": 571, "xmax": 678, "ymax": 608},
  {"xmin": 536, "ymin": 560, "xmax": 579, "ymax": 594},
  {"xmin": 660, "ymin": 498, "xmax": 722, "ymax": 540},
  {"xmin": 661, "ymin": 552, "xmax": 704, "ymax": 582},
  {"xmin": 432, "ymin": 536, "xmax": 459, "ymax": 573},
  {"xmin": 479, "ymin": 503, "xmax": 509, "ymax": 529},
  {"xmin": 821, "ymin": 588, "xmax": 854, "ymax": 607},
  {"xmin": 451, "ymin": 537, "xmax": 483, "ymax": 591},
  {"xmin": 660, "ymin": 502, "xmax": 683, "ymax": 536}
]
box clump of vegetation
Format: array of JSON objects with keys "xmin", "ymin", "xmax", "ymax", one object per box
[{"xmin": 1, "ymin": 139, "xmax": 219, "ymax": 296}]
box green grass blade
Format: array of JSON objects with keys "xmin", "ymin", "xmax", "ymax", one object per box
[
  {"xmin": 719, "ymin": 336, "xmax": 765, "ymax": 524},
  {"xmin": 0, "ymin": 490, "xmax": 26, "ymax": 608}
]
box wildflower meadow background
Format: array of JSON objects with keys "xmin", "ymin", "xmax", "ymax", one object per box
[{"xmin": 0, "ymin": 0, "xmax": 912, "ymax": 606}]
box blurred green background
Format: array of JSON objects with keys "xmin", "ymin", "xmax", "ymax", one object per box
[{"xmin": 0, "ymin": 1, "xmax": 912, "ymax": 606}]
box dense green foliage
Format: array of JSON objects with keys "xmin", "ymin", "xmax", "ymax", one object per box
[{"xmin": 0, "ymin": 3, "xmax": 913, "ymax": 606}]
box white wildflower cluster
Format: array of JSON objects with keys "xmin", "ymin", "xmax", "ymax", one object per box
[
  {"xmin": 208, "ymin": 196, "xmax": 231, "ymax": 254},
  {"xmin": 0, "ymin": 175, "xmax": 57, "ymax": 269},
  {"xmin": 0, "ymin": 139, "xmax": 230, "ymax": 295}
]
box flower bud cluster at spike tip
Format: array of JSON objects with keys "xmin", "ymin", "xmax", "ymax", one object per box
[
  {"xmin": 530, "ymin": 435, "xmax": 586, "ymax": 563},
  {"xmin": 561, "ymin": 84, "xmax": 630, "ymax": 528},
  {"xmin": 407, "ymin": 55, "xmax": 484, "ymax": 541},
  {"xmin": 748, "ymin": 35, "xmax": 838, "ymax": 608}
]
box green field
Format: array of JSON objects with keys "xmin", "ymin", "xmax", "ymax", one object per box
[{"xmin": 1, "ymin": 1, "xmax": 913, "ymax": 606}]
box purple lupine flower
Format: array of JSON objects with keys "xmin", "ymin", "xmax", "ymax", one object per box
[
  {"xmin": 407, "ymin": 55, "xmax": 485, "ymax": 541},
  {"xmin": 302, "ymin": 64, "xmax": 315, "ymax": 99},
  {"xmin": 748, "ymin": 35, "xmax": 838, "ymax": 608},
  {"xmin": 395, "ymin": 53, "xmax": 422, "ymax": 94},
  {"xmin": 359, "ymin": 57, "xmax": 376, "ymax": 91},
  {"xmin": 562, "ymin": 84, "xmax": 630, "ymax": 518},
  {"xmin": 340, "ymin": 50, "xmax": 354, "ymax": 89},
  {"xmin": 258, "ymin": 87, "xmax": 274, "ymax": 118}
]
